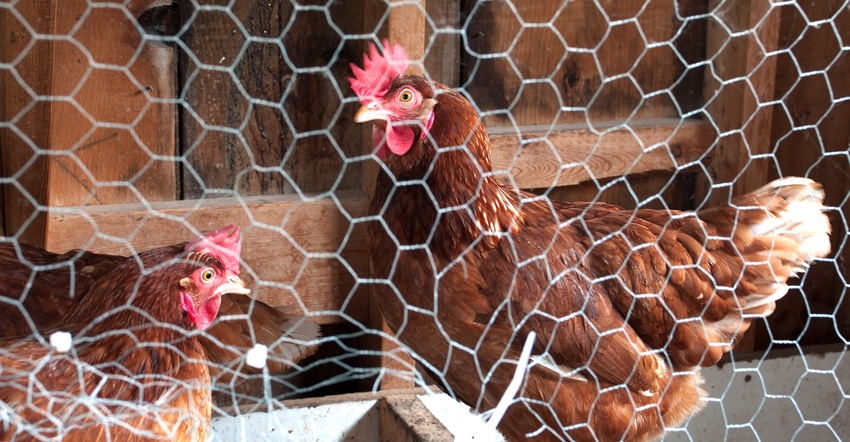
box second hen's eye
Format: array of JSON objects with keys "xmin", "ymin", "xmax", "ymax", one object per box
[
  {"xmin": 399, "ymin": 89, "xmax": 414, "ymax": 103},
  {"xmin": 201, "ymin": 268, "xmax": 216, "ymax": 283}
]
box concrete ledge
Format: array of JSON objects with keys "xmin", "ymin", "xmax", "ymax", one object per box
[
  {"xmin": 210, "ymin": 387, "xmax": 497, "ymax": 441},
  {"xmin": 211, "ymin": 346, "xmax": 848, "ymax": 441}
]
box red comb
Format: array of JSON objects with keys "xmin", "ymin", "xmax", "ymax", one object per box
[
  {"xmin": 348, "ymin": 39, "xmax": 408, "ymax": 104},
  {"xmin": 185, "ymin": 224, "xmax": 242, "ymax": 274}
]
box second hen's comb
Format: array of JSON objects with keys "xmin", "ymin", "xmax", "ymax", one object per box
[
  {"xmin": 349, "ymin": 39, "xmax": 408, "ymax": 104},
  {"xmin": 185, "ymin": 224, "xmax": 242, "ymax": 273}
]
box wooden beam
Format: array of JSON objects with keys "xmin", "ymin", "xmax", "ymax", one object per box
[
  {"xmin": 424, "ymin": 0, "xmax": 461, "ymax": 87},
  {"xmin": 389, "ymin": 0, "xmax": 427, "ymax": 76},
  {"xmin": 696, "ymin": 0, "xmax": 780, "ymax": 207},
  {"xmin": 1, "ymin": 1, "xmax": 177, "ymax": 245},
  {"xmin": 43, "ymin": 189, "xmax": 370, "ymax": 324},
  {"xmin": 489, "ymin": 119, "xmax": 713, "ymax": 190},
  {"xmin": 1, "ymin": 0, "xmax": 58, "ymax": 245}
]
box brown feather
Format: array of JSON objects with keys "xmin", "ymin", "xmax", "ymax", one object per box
[{"xmin": 199, "ymin": 295, "xmax": 320, "ymax": 399}]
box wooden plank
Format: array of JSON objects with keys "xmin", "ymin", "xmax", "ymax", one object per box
[
  {"xmin": 43, "ymin": 190, "xmax": 370, "ymax": 324},
  {"xmin": 545, "ymin": 173, "xmax": 698, "ymax": 213},
  {"xmin": 424, "ymin": 0, "xmax": 460, "ymax": 86},
  {"xmin": 461, "ymin": 0, "xmax": 704, "ymax": 127},
  {"xmin": 49, "ymin": 0, "xmax": 178, "ymax": 206},
  {"xmin": 281, "ymin": 2, "xmax": 363, "ymax": 194},
  {"xmin": 0, "ymin": 5, "xmax": 22, "ymax": 238},
  {"xmin": 696, "ymin": 0, "xmax": 780, "ymax": 208},
  {"xmin": 1, "ymin": 0, "xmax": 59, "ymax": 245},
  {"xmin": 388, "ymin": 1, "xmax": 426, "ymax": 76},
  {"xmin": 178, "ymin": 1, "xmax": 289, "ymax": 198},
  {"xmin": 1, "ymin": 1, "xmax": 177, "ymax": 244},
  {"xmin": 180, "ymin": 1, "xmax": 362, "ymax": 198},
  {"xmin": 489, "ymin": 119, "xmax": 712, "ymax": 190}
]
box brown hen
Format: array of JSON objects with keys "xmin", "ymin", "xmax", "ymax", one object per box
[
  {"xmin": 0, "ymin": 225, "xmax": 249, "ymax": 441},
  {"xmin": 350, "ymin": 41, "xmax": 832, "ymax": 441},
  {"xmin": 0, "ymin": 232, "xmax": 320, "ymax": 404}
]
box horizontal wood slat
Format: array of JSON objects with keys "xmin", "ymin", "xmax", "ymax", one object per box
[{"xmin": 489, "ymin": 119, "xmax": 713, "ymax": 190}]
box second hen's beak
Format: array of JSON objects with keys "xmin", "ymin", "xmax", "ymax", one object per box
[
  {"xmin": 216, "ymin": 275, "xmax": 251, "ymax": 296},
  {"xmin": 354, "ymin": 102, "xmax": 390, "ymax": 123}
]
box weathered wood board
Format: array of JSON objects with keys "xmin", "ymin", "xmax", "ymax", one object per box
[
  {"xmin": 489, "ymin": 119, "xmax": 713, "ymax": 190},
  {"xmin": 179, "ymin": 0, "xmax": 365, "ymax": 198},
  {"xmin": 460, "ymin": 0, "xmax": 708, "ymax": 128},
  {"xmin": 1, "ymin": 0, "xmax": 177, "ymax": 246}
]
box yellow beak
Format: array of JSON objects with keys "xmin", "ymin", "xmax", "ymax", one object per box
[
  {"xmin": 354, "ymin": 103, "xmax": 390, "ymax": 123},
  {"xmin": 216, "ymin": 275, "xmax": 251, "ymax": 296}
]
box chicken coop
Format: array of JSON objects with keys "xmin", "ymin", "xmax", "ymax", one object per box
[{"xmin": 1, "ymin": 0, "xmax": 848, "ymax": 440}]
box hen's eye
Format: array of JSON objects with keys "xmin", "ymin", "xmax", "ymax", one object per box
[
  {"xmin": 399, "ymin": 89, "xmax": 414, "ymax": 103},
  {"xmin": 201, "ymin": 268, "xmax": 216, "ymax": 283}
]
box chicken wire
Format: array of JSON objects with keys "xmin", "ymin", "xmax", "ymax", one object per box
[{"xmin": 0, "ymin": 0, "xmax": 848, "ymax": 441}]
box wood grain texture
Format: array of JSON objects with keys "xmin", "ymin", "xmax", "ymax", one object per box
[
  {"xmin": 43, "ymin": 190, "xmax": 370, "ymax": 324},
  {"xmin": 460, "ymin": 0, "xmax": 706, "ymax": 127},
  {"xmin": 49, "ymin": 0, "xmax": 178, "ymax": 206},
  {"xmin": 490, "ymin": 119, "xmax": 713, "ymax": 190},
  {"xmin": 1, "ymin": 0, "xmax": 177, "ymax": 244},
  {"xmin": 389, "ymin": 1, "xmax": 427, "ymax": 77},
  {"xmin": 696, "ymin": 0, "xmax": 780, "ymax": 208},
  {"xmin": 1, "ymin": 0, "xmax": 59, "ymax": 245},
  {"xmin": 424, "ymin": 0, "xmax": 461, "ymax": 87},
  {"xmin": 180, "ymin": 1, "xmax": 363, "ymax": 198},
  {"xmin": 179, "ymin": 1, "xmax": 288, "ymax": 198}
]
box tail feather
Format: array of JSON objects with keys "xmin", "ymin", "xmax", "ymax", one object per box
[
  {"xmin": 266, "ymin": 316, "xmax": 321, "ymax": 369},
  {"xmin": 731, "ymin": 177, "xmax": 831, "ymax": 313}
]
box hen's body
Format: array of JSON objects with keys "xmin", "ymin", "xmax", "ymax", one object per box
[
  {"xmin": 354, "ymin": 48, "xmax": 831, "ymax": 441},
  {"xmin": 0, "ymin": 244, "xmax": 216, "ymax": 442},
  {"xmin": 0, "ymin": 242, "xmax": 320, "ymax": 398}
]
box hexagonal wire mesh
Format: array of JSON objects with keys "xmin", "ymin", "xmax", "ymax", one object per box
[{"xmin": 0, "ymin": 0, "xmax": 848, "ymax": 440}]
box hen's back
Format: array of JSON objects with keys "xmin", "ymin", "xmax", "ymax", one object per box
[{"xmin": 0, "ymin": 243, "xmax": 122, "ymax": 338}]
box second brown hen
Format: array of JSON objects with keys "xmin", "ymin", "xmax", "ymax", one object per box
[
  {"xmin": 0, "ymin": 230, "xmax": 320, "ymax": 402},
  {"xmin": 0, "ymin": 225, "xmax": 248, "ymax": 441}
]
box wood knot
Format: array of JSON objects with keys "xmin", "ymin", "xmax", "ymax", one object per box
[
  {"xmin": 563, "ymin": 66, "xmax": 581, "ymax": 89},
  {"xmin": 670, "ymin": 143, "xmax": 683, "ymax": 158}
]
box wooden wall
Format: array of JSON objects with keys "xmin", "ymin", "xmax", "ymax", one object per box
[
  {"xmin": 1, "ymin": 0, "xmax": 848, "ymax": 394},
  {"xmin": 759, "ymin": 0, "xmax": 850, "ymax": 349}
]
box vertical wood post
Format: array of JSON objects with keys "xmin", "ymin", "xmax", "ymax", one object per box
[
  {"xmin": 696, "ymin": 0, "xmax": 780, "ymax": 208},
  {"xmin": 2, "ymin": 1, "xmax": 177, "ymax": 249}
]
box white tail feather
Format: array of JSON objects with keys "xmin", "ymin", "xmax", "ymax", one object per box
[
  {"xmin": 530, "ymin": 354, "xmax": 588, "ymax": 382},
  {"xmin": 741, "ymin": 178, "xmax": 831, "ymax": 312},
  {"xmin": 748, "ymin": 178, "xmax": 830, "ymax": 262}
]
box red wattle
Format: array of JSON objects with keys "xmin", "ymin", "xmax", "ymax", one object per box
[
  {"xmin": 386, "ymin": 124, "xmax": 415, "ymax": 156},
  {"xmin": 195, "ymin": 294, "xmax": 222, "ymax": 331}
]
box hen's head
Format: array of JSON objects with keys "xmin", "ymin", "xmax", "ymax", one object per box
[
  {"xmin": 180, "ymin": 225, "xmax": 250, "ymax": 330},
  {"xmin": 349, "ymin": 40, "xmax": 437, "ymax": 159}
]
